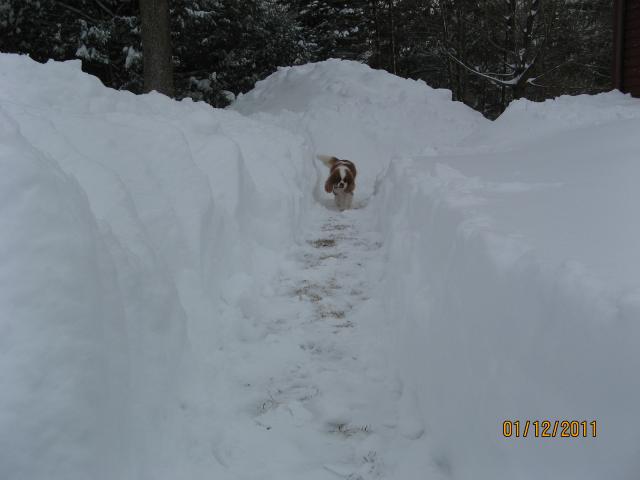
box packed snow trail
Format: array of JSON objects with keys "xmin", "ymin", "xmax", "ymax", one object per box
[{"xmin": 205, "ymin": 202, "xmax": 435, "ymax": 479}]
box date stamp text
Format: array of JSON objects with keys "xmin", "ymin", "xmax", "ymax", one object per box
[{"xmin": 502, "ymin": 420, "xmax": 597, "ymax": 438}]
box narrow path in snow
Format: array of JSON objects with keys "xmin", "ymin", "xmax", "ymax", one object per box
[{"xmin": 212, "ymin": 205, "xmax": 418, "ymax": 479}]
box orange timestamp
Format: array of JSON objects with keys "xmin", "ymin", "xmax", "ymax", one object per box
[{"xmin": 502, "ymin": 420, "xmax": 597, "ymax": 438}]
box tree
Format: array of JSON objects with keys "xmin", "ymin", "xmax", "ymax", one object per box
[
  {"xmin": 294, "ymin": 0, "xmax": 371, "ymax": 62},
  {"xmin": 436, "ymin": 0, "xmax": 612, "ymax": 115},
  {"xmin": 441, "ymin": 0, "xmax": 545, "ymax": 104},
  {"xmin": 0, "ymin": 0, "xmax": 614, "ymax": 117},
  {"xmin": 172, "ymin": 0, "xmax": 307, "ymax": 105},
  {"xmin": 139, "ymin": 0, "xmax": 174, "ymax": 96}
]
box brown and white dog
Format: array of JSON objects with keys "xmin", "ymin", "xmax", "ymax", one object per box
[{"xmin": 318, "ymin": 155, "xmax": 357, "ymax": 211}]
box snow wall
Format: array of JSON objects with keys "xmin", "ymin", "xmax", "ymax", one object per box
[
  {"xmin": 0, "ymin": 54, "xmax": 317, "ymax": 480},
  {"xmin": 369, "ymin": 94, "xmax": 640, "ymax": 479}
]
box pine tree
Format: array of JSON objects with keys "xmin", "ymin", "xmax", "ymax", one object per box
[
  {"xmin": 293, "ymin": 0, "xmax": 371, "ymax": 62},
  {"xmin": 0, "ymin": 0, "xmax": 614, "ymax": 116},
  {"xmin": 172, "ymin": 0, "xmax": 306, "ymax": 105}
]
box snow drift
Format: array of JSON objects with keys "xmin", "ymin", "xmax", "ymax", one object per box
[
  {"xmin": 233, "ymin": 59, "xmax": 486, "ymax": 199},
  {"xmin": 0, "ymin": 54, "xmax": 316, "ymax": 480},
  {"xmin": 370, "ymin": 93, "xmax": 640, "ymax": 479},
  {"xmin": 0, "ymin": 107, "xmax": 130, "ymax": 480}
]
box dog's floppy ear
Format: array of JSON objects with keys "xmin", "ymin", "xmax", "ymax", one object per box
[
  {"xmin": 324, "ymin": 175, "xmax": 335, "ymax": 193},
  {"xmin": 345, "ymin": 178, "xmax": 356, "ymax": 193},
  {"xmin": 348, "ymin": 162, "xmax": 357, "ymax": 179}
]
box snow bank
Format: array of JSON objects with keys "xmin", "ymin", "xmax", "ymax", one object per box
[
  {"xmin": 0, "ymin": 54, "xmax": 315, "ymax": 480},
  {"xmin": 370, "ymin": 92, "xmax": 640, "ymax": 479},
  {"xmin": 464, "ymin": 91, "xmax": 640, "ymax": 149},
  {"xmin": 0, "ymin": 107, "xmax": 130, "ymax": 480},
  {"xmin": 234, "ymin": 59, "xmax": 486, "ymax": 198}
]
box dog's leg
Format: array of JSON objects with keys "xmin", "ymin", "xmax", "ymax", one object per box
[
  {"xmin": 334, "ymin": 191, "xmax": 352, "ymax": 211},
  {"xmin": 345, "ymin": 193, "xmax": 353, "ymax": 210},
  {"xmin": 334, "ymin": 191, "xmax": 345, "ymax": 211}
]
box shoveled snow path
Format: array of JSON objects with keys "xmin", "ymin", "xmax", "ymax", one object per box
[{"xmin": 205, "ymin": 203, "xmax": 432, "ymax": 479}]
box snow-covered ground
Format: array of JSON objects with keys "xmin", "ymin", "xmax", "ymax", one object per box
[{"xmin": 1, "ymin": 54, "xmax": 639, "ymax": 480}]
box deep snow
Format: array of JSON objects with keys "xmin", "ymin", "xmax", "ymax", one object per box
[{"xmin": 1, "ymin": 54, "xmax": 640, "ymax": 480}]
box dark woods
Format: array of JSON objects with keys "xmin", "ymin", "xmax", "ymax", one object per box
[{"xmin": 0, "ymin": 0, "xmax": 612, "ymax": 118}]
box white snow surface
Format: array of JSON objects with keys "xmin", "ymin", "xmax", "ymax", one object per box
[{"xmin": 1, "ymin": 54, "xmax": 639, "ymax": 480}]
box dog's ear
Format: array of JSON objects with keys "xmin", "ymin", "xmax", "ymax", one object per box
[
  {"xmin": 345, "ymin": 172, "xmax": 356, "ymax": 193},
  {"xmin": 325, "ymin": 176, "xmax": 334, "ymax": 193},
  {"xmin": 345, "ymin": 180, "xmax": 355, "ymax": 193},
  {"xmin": 325, "ymin": 170, "xmax": 339, "ymax": 193}
]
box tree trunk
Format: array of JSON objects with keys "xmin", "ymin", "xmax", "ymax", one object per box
[
  {"xmin": 388, "ymin": 0, "xmax": 397, "ymax": 74},
  {"xmin": 139, "ymin": 0, "xmax": 174, "ymax": 96},
  {"xmin": 371, "ymin": 0, "xmax": 382, "ymax": 69}
]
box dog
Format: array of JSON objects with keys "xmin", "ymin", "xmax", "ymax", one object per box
[{"xmin": 317, "ymin": 155, "xmax": 357, "ymax": 211}]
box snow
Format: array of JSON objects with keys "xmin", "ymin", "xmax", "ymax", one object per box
[
  {"xmin": 1, "ymin": 53, "xmax": 640, "ymax": 480},
  {"xmin": 233, "ymin": 59, "xmax": 485, "ymax": 198},
  {"xmin": 0, "ymin": 107, "xmax": 129, "ymax": 480},
  {"xmin": 123, "ymin": 46, "xmax": 141, "ymax": 70},
  {"xmin": 368, "ymin": 92, "xmax": 640, "ymax": 479},
  {"xmin": 0, "ymin": 54, "xmax": 315, "ymax": 480}
]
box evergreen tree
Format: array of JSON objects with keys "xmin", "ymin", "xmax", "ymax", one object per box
[
  {"xmin": 0, "ymin": 0, "xmax": 614, "ymax": 116},
  {"xmin": 294, "ymin": 0, "xmax": 372, "ymax": 62},
  {"xmin": 172, "ymin": 0, "xmax": 306, "ymax": 105}
]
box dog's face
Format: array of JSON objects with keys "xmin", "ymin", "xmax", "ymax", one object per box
[{"xmin": 325, "ymin": 165, "xmax": 356, "ymax": 194}]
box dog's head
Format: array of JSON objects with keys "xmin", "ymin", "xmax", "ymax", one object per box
[{"xmin": 324, "ymin": 163, "xmax": 356, "ymax": 194}]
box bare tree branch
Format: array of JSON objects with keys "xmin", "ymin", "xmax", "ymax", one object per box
[
  {"xmin": 93, "ymin": 0, "xmax": 115, "ymax": 17},
  {"xmin": 56, "ymin": 1, "xmax": 99, "ymax": 24},
  {"xmin": 443, "ymin": 47, "xmax": 517, "ymax": 88}
]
